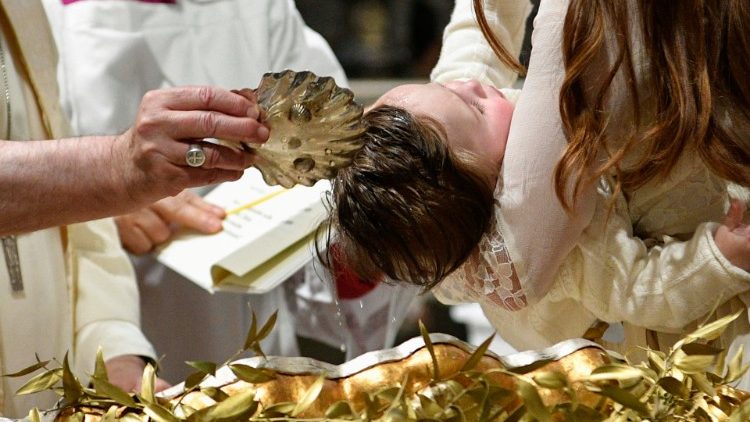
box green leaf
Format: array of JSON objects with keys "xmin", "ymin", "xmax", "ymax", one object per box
[
  {"xmin": 69, "ymin": 412, "xmax": 85, "ymax": 422},
  {"xmin": 681, "ymin": 342, "xmax": 723, "ymax": 356},
  {"xmin": 94, "ymin": 348, "xmax": 109, "ymax": 382},
  {"xmin": 176, "ymin": 403, "xmax": 198, "ymax": 419},
  {"xmin": 363, "ymin": 392, "xmax": 379, "ymax": 420},
  {"xmin": 460, "ymin": 333, "xmax": 494, "ymax": 372},
  {"xmin": 646, "ymin": 350, "xmax": 666, "ymax": 373},
  {"xmin": 324, "ymin": 400, "xmax": 356, "ymax": 419},
  {"xmin": 228, "ymin": 364, "xmax": 275, "ymax": 383},
  {"xmin": 200, "ymin": 386, "xmax": 230, "ymax": 402},
  {"xmin": 587, "ymin": 364, "xmax": 644, "ymax": 383},
  {"xmin": 16, "ymin": 368, "xmax": 62, "ymax": 395},
  {"xmin": 594, "ymin": 384, "xmax": 650, "ymax": 417},
  {"xmin": 186, "ymin": 361, "xmax": 217, "ymax": 376},
  {"xmin": 503, "ymin": 405, "xmax": 526, "ymax": 422},
  {"xmin": 656, "ymin": 376, "xmax": 689, "ymax": 399},
  {"xmin": 185, "ymin": 370, "xmax": 206, "ymax": 390},
  {"xmin": 261, "ymin": 401, "xmax": 296, "ymax": 416},
  {"xmin": 243, "ymin": 311, "xmax": 259, "ymax": 351},
  {"xmin": 62, "ymin": 353, "xmax": 83, "ymax": 404},
  {"xmin": 255, "ymin": 310, "xmax": 278, "ymax": 343},
  {"xmin": 726, "ymin": 344, "xmax": 749, "ymax": 383},
  {"xmin": 250, "ymin": 344, "xmax": 266, "ymax": 359},
  {"xmin": 685, "ymin": 309, "xmax": 743, "ymax": 343},
  {"xmin": 532, "ymin": 371, "xmax": 568, "ymax": 390},
  {"xmin": 375, "ymin": 386, "xmax": 401, "ymax": 404},
  {"xmin": 486, "ymin": 385, "xmax": 514, "ymax": 408},
  {"xmin": 291, "ymin": 374, "xmax": 325, "ymax": 417},
  {"xmin": 689, "ymin": 373, "xmax": 716, "ymax": 396},
  {"xmin": 101, "ymin": 405, "xmax": 118, "ymax": 422},
  {"xmin": 516, "ymin": 378, "xmax": 552, "ymax": 422},
  {"xmin": 557, "ymin": 404, "xmax": 603, "ymax": 422},
  {"xmin": 3, "ymin": 360, "xmax": 50, "ymax": 378},
  {"xmin": 417, "ymin": 394, "xmax": 443, "ymax": 418},
  {"xmin": 91, "ymin": 375, "xmax": 137, "ymax": 408},
  {"xmin": 466, "ymin": 382, "xmax": 490, "ymax": 413},
  {"xmin": 144, "ymin": 403, "xmax": 180, "ymax": 422},
  {"xmin": 28, "ymin": 407, "xmax": 41, "ymax": 422},
  {"xmin": 383, "ymin": 407, "xmax": 407, "ymax": 422},
  {"xmin": 729, "ymin": 398, "xmax": 750, "ymax": 422},
  {"xmin": 419, "ymin": 320, "xmax": 440, "ymax": 380},
  {"xmin": 204, "ymin": 388, "xmax": 258, "ymax": 422},
  {"xmin": 445, "ymin": 405, "xmax": 466, "ymax": 422},
  {"xmin": 120, "ymin": 413, "xmax": 146, "ymax": 422},
  {"xmin": 673, "ymin": 350, "xmax": 716, "ymax": 374},
  {"xmin": 714, "ymin": 348, "xmax": 729, "ymax": 380},
  {"xmin": 140, "ymin": 363, "xmax": 156, "ymax": 404}
]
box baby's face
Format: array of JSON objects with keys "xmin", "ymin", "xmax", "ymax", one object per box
[{"xmin": 372, "ymin": 80, "xmax": 514, "ymax": 170}]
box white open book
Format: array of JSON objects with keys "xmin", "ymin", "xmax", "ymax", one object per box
[{"xmin": 156, "ymin": 169, "xmax": 330, "ymax": 294}]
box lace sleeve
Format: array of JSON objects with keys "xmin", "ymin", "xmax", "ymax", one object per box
[{"xmin": 433, "ymin": 180, "xmax": 527, "ymax": 310}]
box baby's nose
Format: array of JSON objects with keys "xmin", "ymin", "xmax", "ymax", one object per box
[{"xmin": 461, "ymin": 80, "xmax": 487, "ymax": 98}]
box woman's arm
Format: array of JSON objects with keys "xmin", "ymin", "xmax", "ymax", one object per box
[
  {"xmin": 436, "ymin": 190, "xmax": 750, "ymax": 350},
  {"xmin": 435, "ymin": 0, "xmax": 598, "ymax": 306},
  {"xmin": 560, "ymin": 192, "xmax": 750, "ymax": 332},
  {"xmin": 492, "ymin": 0, "xmax": 597, "ymax": 304},
  {"xmin": 430, "ymin": 0, "xmax": 532, "ymax": 87}
]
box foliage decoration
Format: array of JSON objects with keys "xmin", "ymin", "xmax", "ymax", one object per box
[{"xmin": 4, "ymin": 310, "xmax": 750, "ymax": 421}]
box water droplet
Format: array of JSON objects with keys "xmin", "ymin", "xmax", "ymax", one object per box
[
  {"xmin": 392, "ymin": 317, "xmax": 397, "ymax": 323},
  {"xmin": 359, "ymin": 300, "xmax": 363, "ymax": 309},
  {"xmin": 340, "ymin": 344, "xmax": 347, "ymax": 353},
  {"xmin": 286, "ymin": 137, "xmax": 302, "ymax": 149},
  {"xmin": 293, "ymin": 156, "xmax": 315, "ymax": 173},
  {"xmin": 324, "ymin": 148, "xmax": 332, "ymax": 155},
  {"xmin": 329, "ymin": 160, "xmax": 336, "ymax": 167}
]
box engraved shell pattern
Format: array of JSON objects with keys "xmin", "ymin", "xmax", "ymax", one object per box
[{"xmin": 246, "ymin": 70, "xmax": 366, "ymax": 188}]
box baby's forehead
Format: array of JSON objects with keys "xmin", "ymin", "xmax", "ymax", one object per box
[
  {"xmin": 375, "ymin": 84, "xmax": 423, "ymax": 108},
  {"xmin": 371, "ymin": 84, "xmax": 462, "ymax": 115}
]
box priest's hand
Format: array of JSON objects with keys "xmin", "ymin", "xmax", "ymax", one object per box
[
  {"xmin": 113, "ymin": 85, "xmax": 268, "ymax": 207},
  {"xmin": 116, "ymin": 190, "xmax": 226, "ymax": 254},
  {"xmin": 105, "ymin": 355, "xmax": 171, "ymax": 393}
]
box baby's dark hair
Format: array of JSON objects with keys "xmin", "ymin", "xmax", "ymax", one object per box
[{"xmin": 319, "ymin": 105, "xmax": 495, "ymax": 291}]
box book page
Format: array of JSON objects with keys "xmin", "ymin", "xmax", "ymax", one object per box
[{"xmin": 156, "ymin": 169, "xmax": 329, "ymax": 293}]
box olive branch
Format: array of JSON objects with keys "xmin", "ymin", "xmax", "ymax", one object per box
[{"xmin": 4, "ymin": 310, "xmax": 750, "ymax": 421}]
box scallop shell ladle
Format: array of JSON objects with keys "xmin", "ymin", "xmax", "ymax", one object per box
[{"xmin": 233, "ymin": 70, "xmax": 366, "ymax": 188}]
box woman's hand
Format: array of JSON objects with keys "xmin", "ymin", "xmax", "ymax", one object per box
[{"xmin": 714, "ymin": 201, "xmax": 750, "ymax": 271}]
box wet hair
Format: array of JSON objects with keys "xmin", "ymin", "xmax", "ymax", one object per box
[
  {"xmin": 319, "ymin": 105, "xmax": 495, "ymax": 291},
  {"xmin": 474, "ymin": 0, "xmax": 750, "ymax": 210}
]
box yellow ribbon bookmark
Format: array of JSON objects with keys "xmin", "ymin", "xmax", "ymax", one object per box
[{"xmin": 225, "ymin": 188, "xmax": 287, "ymax": 215}]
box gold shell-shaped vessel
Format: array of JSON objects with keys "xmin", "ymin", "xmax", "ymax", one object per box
[{"xmin": 241, "ymin": 70, "xmax": 365, "ymax": 188}]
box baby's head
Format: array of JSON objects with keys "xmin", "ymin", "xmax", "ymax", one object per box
[{"xmin": 322, "ymin": 80, "xmax": 514, "ymax": 290}]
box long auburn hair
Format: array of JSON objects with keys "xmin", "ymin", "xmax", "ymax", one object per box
[{"xmin": 474, "ymin": 0, "xmax": 750, "ymax": 209}]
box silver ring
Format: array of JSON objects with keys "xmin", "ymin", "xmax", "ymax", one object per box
[{"xmin": 185, "ymin": 143, "xmax": 206, "ymax": 167}]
